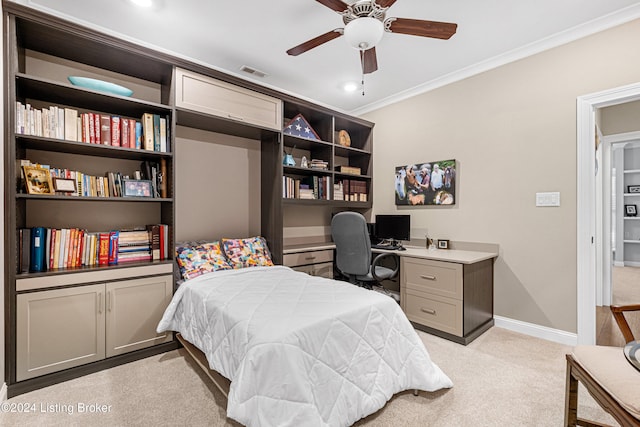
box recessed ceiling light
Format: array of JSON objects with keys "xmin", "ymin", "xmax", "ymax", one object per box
[
  {"xmin": 130, "ymin": 0, "xmax": 153, "ymax": 7},
  {"xmin": 343, "ymin": 82, "xmax": 359, "ymax": 93}
]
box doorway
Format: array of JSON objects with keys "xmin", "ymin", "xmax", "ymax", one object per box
[
  {"xmin": 577, "ymin": 81, "xmax": 640, "ymax": 345},
  {"xmin": 596, "ymin": 132, "xmax": 640, "ymax": 346}
]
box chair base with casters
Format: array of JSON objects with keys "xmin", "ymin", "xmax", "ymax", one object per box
[{"xmin": 564, "ymin": 304, "xmax": 640, "ymax": 427}]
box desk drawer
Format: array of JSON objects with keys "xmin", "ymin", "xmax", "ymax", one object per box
[
  {"xmin": 291, "ymin": 262, "xmax": 334, "ymax": 279},
  {"xmin": 402, "ymin": 257, "xmax": 462, "ymax": 300},
  {"xmin": 284, "ymin": 250, "xmax": 333, "ymax": 267},
  {"xmin": 404, "ymin": 290, "xmax": 463, "ymax": 336}
]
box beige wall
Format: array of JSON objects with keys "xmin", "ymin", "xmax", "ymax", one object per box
[
  {"xmin": 175, "ymin": 126, "xmax": 261, "ymax": 242},
  {"xmin": 364, "ymin": 18, "xmax": 640, "ymax": 333},
  {"xmin": 600, "ymin": 100, "xmax": 640, "ymax": 135}
]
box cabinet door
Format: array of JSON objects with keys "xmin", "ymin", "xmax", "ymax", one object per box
[
  {"xmin": 175, "ymin": 68, "xmax": 282, "ymax": 131},
  {"xmin": 16, "ymin": 284, "xmax": 106, "ymax": 381},
  {"xmin": 105, "ymin": 275, "xmax": 173, "ymax": 357}
]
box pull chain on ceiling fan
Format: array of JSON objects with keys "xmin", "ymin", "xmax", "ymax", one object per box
[{"xmin": 286, "ymin": 0, "xmax": 458, "ymax": 83}]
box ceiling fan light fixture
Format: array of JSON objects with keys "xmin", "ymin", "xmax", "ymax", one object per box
[{"xmin": 344, "ymin": 17, "xmax": 384, "ymax": 50}]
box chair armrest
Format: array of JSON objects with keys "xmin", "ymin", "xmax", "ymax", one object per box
[
  {"xmin": 371, "ymin": 253, "xmax": 399, "ymax": 283},
  {"xmin": 611, "ymin": 304, "xmax": 640, "ymax": 343}
]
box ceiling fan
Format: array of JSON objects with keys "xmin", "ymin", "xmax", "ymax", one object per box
[{"xmin": 286, "ymin": 0, "xmax": 458, "ymax": 75}]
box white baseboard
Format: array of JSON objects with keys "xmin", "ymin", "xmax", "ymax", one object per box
[
  {"xmin": 494, "ymin": 315, "xmax": 578, "ymax": 346},
  {"xmin": 0, "ymin": 382, "xmax": 7, "ymax": 402},
  {"xmin": 613, "ymin": 261, "xmax": 625, "ymax": 267}
]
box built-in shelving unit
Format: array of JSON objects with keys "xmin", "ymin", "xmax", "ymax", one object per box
[
  {"xmin": 618, "ymin": 141, "xmax": 640, "ymax": 266},
  {"xmin": 3, "ymin": 2, "xmax": 375, "ymax": 395},
  {"xmin": 4, "ymin": 5, "xmax": 178, "ymax": 396}
]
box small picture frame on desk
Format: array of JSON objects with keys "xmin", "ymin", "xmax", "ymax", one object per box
[
  {"xmin": 626, "ymin": 204, "xmax": 637, "ymax": 217},
  {"xmin": 53, "ymin": 177, "xmax": 77, "ymax": 194},
  {"xmin": 123, "ymin": 179, "xmax": 153, "ymax": 198},
  {"xmin": 438, "ymin": 239, "xmax": 450, "ymax": 249}
]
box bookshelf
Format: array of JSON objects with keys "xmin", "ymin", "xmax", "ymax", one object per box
[
  {"xmin": 280, "ymin": 101, "xmax": 373, "ymax": 207},
  {"xmin": 3, "ymin": 2, "xmax": 375, "ymax": 395},
  {"xmin": 4, "ymin": 6, "xmax": 177, "ymax": 395},
  {"xmin": 264, "ymin": 100, "xmax": 373, "ymax": 266}
]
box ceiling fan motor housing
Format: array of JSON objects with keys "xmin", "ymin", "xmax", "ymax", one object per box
[{"xmin": 342, "ymin": 0, "xmax": 387, "ymax": 25}]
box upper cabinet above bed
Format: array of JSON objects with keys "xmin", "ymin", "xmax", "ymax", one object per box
[{"xmin": 174, "ymin": 68, "xmax": 282, "ymax": 138}]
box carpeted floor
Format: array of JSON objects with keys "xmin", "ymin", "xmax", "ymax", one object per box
[{"xmin": 0, "ymin": 327, "xmax": 615, "ymax": 427}]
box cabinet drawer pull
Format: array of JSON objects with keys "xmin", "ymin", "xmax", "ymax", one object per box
[
  {"xmin": 228, "ymin": 114, "xmax": 244, "ymax": 121},
  {"xmin": 107, "ymin": 291, "xmax": 112, "ymax": 312},
  {"xmin": 420, "ymin": 275, "xmax": 436, "ymax": 281},
  {"xmin": 421, "ymin": 308, "xmax": 436, "ymax": 315},
  {"xmin": 304, "ymin": 256, "xmax": 317, "ymax": 260},
  {"xmin": 98, "ymin": 293, "xmax": 103, "ymax": 314}
]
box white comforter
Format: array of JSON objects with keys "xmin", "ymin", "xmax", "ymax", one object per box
[{"xmin": 157, "ymin": 266, "xmax": 452, "ymax": 427}]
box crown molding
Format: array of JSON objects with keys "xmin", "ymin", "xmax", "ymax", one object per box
[{"xmin": 350, "ymin": 4, "xmax": 640, "ymax": 116}]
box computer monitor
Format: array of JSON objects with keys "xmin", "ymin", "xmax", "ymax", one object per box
[{"xmin": 374, "ymin": 214, "xmax": 410, "ymax": 243}]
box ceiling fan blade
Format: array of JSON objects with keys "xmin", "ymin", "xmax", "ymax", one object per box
[
  {"xmin": 375, "ymin": 0, "xmax": 398, "ymax": 8},
  {"xmin": 360, "ymin": 47, "xmax": 378, "ymax": 74},
  {"xmin": 315, "ymin": 0, "xmax": 349, "ymax": 12},
  {"xmin": 387, "ymin": 17, "xmax": 457, "ymax": 40},
  {"xmin": 286, "ymin": 29, "xmax": 343, "ymax": 56}
]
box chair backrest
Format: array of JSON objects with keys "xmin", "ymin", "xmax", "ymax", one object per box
[
  {"xmin": 611, "ymin": 304, "xmax": 640, "ymax": 344},
  {"xmin": 331, "ymin": 212, "xmax": 372, "ymax": 276}
]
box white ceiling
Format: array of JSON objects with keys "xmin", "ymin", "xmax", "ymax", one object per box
[{"xmin": 12, "ymin": 0, "xmax": 640, "ymax": 114}]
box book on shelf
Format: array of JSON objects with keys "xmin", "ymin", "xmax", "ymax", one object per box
[
  {"xmin": 142, "ymin": 113, "xmax": 155, "ymax": 151},
  {"xmin": 121, "ymin": 117, "xmax": 130, "ymax": 148},
  {"xmin": 108, "ymin": 230, "xmax": 119, "ymax": 265},
  {"xmin": 337, "ymin": 165, "xmax": 361, "ymax": 175},
  {"xmin": 147, "ymin": 224, "xmax": 161, "ymax": 260},
  {"xmin": 100, "ymin": 114, "xmax": 111, "ymax": 145},
  {"xmin": 160, "ymin": 158, "xmax": 167, "ymax": 198},
  {"xmin": 337, "ymin": 179, "xmax": 367, "ymax": 202},
  {"xmin": 18, "ymin": 229, "xmax": 30, "ymax": 273},
  {"xmin": 14, "ymin": 103, "xmax": 158, "ymax": 154},
  {"xmin": 110, "ymin": 116, "xmax": 121, "ymax": 147},
  {"xmin": 98, "ymin": 232, "xmax": 110, "ymax": 266},
  {"xmin": 63, "ymin": 108, "xmax": 78, "ymax": 142},
  {"xmin": 135, "ymin": 121, "xmax": 143, "ymax": 149},
  {"xmin": 310, "ymin": 159, "xmax": 328, "ymax": 170},
  {"xmin": 16, "ymin": 225, "xmax": 170, "ymax": 272},
  {"xmin": 159, "ymin": 117, "xmax": 167, "ymax": 152}
]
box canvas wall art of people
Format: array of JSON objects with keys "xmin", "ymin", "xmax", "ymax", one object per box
[{"xmin": 395, "ymin": 159, "xmax": 456, "ymax": 206}]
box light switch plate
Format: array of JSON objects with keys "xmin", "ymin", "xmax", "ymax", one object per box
[{"xmin": 536, "ymin": 192, "xmax": 560, "ymax": 207}]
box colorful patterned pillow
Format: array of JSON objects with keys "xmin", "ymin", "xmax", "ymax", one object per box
[
  {"xmin": 221, "ymin": 236, "xmax": 274, "ymax": 269},
  {"xmin": 175, "ymin": 241, "xmax": 232, "ymax": 280}
]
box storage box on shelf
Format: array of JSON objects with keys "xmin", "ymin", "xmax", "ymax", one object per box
[{"xmin": 4, "ymin": 8, "xmax": 177, "ymax": 396}]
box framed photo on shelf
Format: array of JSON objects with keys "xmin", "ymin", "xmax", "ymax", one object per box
[
  {"xmin": 23, "ymin": 165, "xmax": 54, "ymax": 195},
  {"xmin": 53, "ymin": 177, "xmax": 77, "ymax": 193},
  {"xmin": 122, "ymin": 179, "xmax": 153, "ymax": 198},
  {"xmin": 628, "ymin": 185, "xmax": 640, "ymax": 193},
  {"xmin": 438, "ymin": 239, "xmax": 450, "ymax": 249},
  {"xmin": 625, "ymin": 204, "xmax": 637, "ymax": 217}
]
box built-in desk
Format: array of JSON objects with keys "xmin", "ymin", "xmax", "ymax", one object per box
[
  {"xmin": 395, "ymin": 246, "xmax": 497, "ymax": 345},
  {"xmin": 285, "ymin": 243, "xmax": 497, "ymax": 345},
  {"xmin": 283, "ymin": 244, "xmax": 336, "ymax": 278}
]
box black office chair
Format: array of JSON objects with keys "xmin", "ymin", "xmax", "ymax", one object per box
[{"xmin": 331, "ymin": 212, "xmax": 399, "ymax": 289}]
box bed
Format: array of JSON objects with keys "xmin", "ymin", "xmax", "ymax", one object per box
[{"xmin": 157, "ymin": 239, "xmax": 452, "ymax": 427}]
